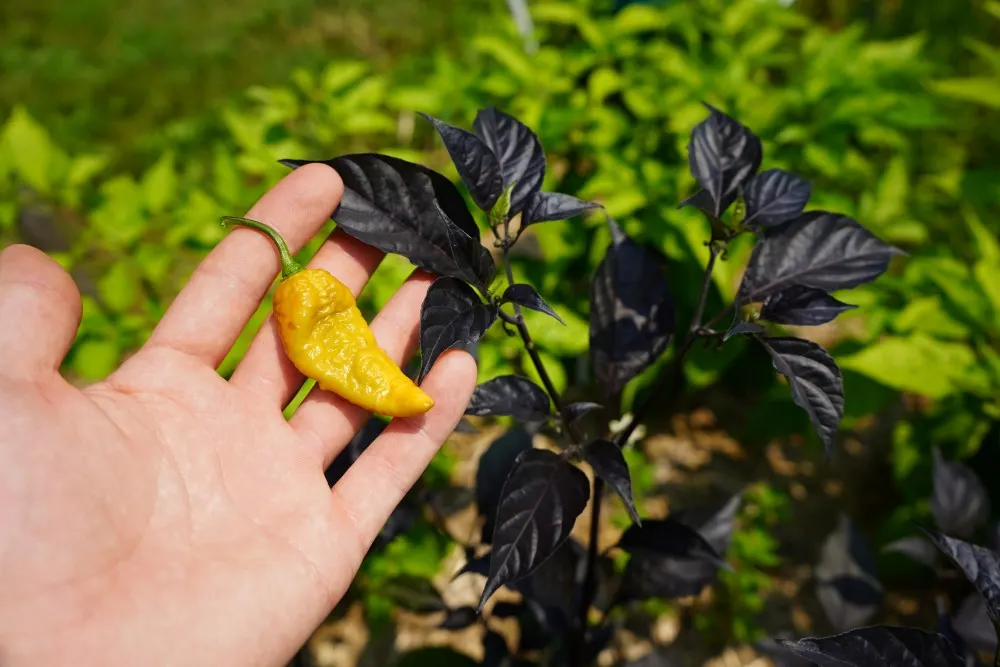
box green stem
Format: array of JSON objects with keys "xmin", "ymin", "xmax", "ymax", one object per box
[{"xmin": 221, "ymin": 216, "xmax": 304, "ymax": 279}]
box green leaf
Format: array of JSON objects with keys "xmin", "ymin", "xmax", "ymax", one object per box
[
  {"xmin": 66, "ymin": 153, "xmax": 111, "ymax": 188},
  {"xmin": 930, "ymin": 78, "xmax": 1000, "ymax": 109},
  {"xmin": 320, "ymin": 61, "xmax": 369, "ymax": 94},
  {"xmin": 611, "ymin": 5, "xmax": 665, "ymax": 35},
  {"xmin": 869, "ymin": 156, "xmax": 908, "ymax": 226},
  {"xmin": 90, "ymin": 176, "xmax": 147, "ymax": 248},
  {"xmin": 837, "ymin": 335, "xmax": 977, "ymax": 398},
  {"xmin": 70, "ymin": 338, "xmax": 120, "ymax": 381},
  {"xmin": 2, "ymin": 106, "xmax": 55, "ymax": 193},
  {"xmin": 141, "ymin": 152, "xmax": 178, "ymax": 214},
  {"xmin": 97, "ymin": 261, "xmax": 139, "ymax": 313},
  {"xmin": 893, "ymin": 297, "xmax": 970, "ymax": 339},
  {"xmin": 522, "ymin": 305, "xmax": 588, "ymax": 355}
]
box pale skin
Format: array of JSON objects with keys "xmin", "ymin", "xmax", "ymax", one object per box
[{"xmin": 0, "ymin": 163, "xmax": 477, "ymax": 667}]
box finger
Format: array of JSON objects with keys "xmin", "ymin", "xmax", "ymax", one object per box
[
  {"xmin": 146, "ymin": 163, "xmax": 343, "ymax": 367},
  {"xmin": 290, "ymin": 270, "xmax": 434, "ymax": 467},
  {"xmin": 0, "ymin": 244, "xmax": 82, "ymax": 380},
  {"xmin": 228, "ymin": 230, "xmax": 384, "ymax": 404},
  {"xmin": 326, "ymin": 350, "xmax": 476, "ymax": 572}
]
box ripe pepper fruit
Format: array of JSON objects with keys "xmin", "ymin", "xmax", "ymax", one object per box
[{"xmin": 222, "ymin": 216, "xmax": 435, "ymax": 418}]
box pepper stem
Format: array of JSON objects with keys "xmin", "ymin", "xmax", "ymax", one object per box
[{"xmin": 221, "ymin": 216, "xmax": 304, "ymax": 279}]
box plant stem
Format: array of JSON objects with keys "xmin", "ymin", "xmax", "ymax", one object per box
[
  {"xmin": 221, "ymin": 216, "xmax": 303, "ymax": 279},
  {"xmin": 689, "ymin": 242, "xmax": 720, "ymax": 335}
]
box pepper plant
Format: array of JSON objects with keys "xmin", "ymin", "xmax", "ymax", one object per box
[{"xmin": 281, "ymin": 105, "xmax": 1000, "ymax": 666}]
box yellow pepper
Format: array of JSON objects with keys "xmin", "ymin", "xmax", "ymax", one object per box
[{"xmin": 222, "ymin": 217, "xmax": 434, "ymax": 418}]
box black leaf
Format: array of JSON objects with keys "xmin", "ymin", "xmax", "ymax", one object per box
[
  {"xmin": 884, "ymin": 536, "xmax": 939, "ymax": 568},
  {"xmin": 566, "ymin": 402, "xmax": 603, "ymax": 423},
  {"xmin": 489, "ymin": 601, "xmax": 523, "ymax": 619},
  {"xmin": 382, "ymin": 575, "xmax": 447, "ymax": 614},
  {"xmin": 686, "ymin": 103, "xmax": 762, "ymax": 218},
  {"xmin": 743, "ymin": 168, "xmax": 812, "ymax": 227},
  {"xmin": 677, "ymin": 189, "xmax": 715, "ymax": 213},
  {"xmin": 723, "ymin": 321, "xmax": 766, "ymax": 341},
  {"xmin": 501, "ymin": 284, "xmax": 565, "ymax": 325},
  {"xmin": 585, "ymin": 439, "xmax": 640, "ymax": 525},
  {"xmin": 815, "ymin": 515, "xmax": 882, "ymax": 633},
  {"xmin": 424, "ymin": 486, "xmax": 474, "ymax": 518},
  {"xmin": 826, "ymin": 575, "xmax": 884, "ymax": 607},
  {"xmin": 756, "ymin": 635, "xmax": 814, "ymax": 667},
  {"xmin": 454, "ymin": 419, "xmax": 479, "ymax": 434},
  {"xmin": 439, "ymin": 606, "xmax": 480, "ymax": 630},
  {"xmin": 758, "ymin": 336, "xmax": 844, "ymax": 457},
  {"xmin": 522, "ymin": 191, "xmax": 600, "ymax": 228},
  {"xmin": 325, "ymin": 417, "xmax": 387, "ymax": 486},
  {"xmin": 584, "ymin": 622, "xmax": 617, "ymax": 665},
  {"xmin": 282, "ymin": 154, "xmax": 495, "ymax": 288},
  {"xmin": 466, "ymin": 375, "xmax": 552, "ymax": 422},
  {"xmin": 679, "ymin": 492, "xmax": 743, "ymax": 555},
  {"xmin": 472, "ymin": 107, "xmax": 546, "ymax": 216},
  {"xmin": 419, "ymin": 113, "xmax": 504, "ymax": 212},
  {"xmin": 931, "ymin": 448, "xmax": 992, "ymax": 539},
  {"xmin": 617, "ymin": 550, "xmax": 722, "ymax": 601},
  {"xmin": 476, "ymin": 427, "xmax": 534, "ymax": 542},
  {"xmin": 952, "ymin": 593, "xmax": 998, "ymax": 653},
  {"xmin": 589, "ymin": 220, "xmax": 676, "ymax": 396},
  {"xmin": 922, "ymin": 527, "xmax": 1000, "ymax": 629},
  {"xmin": 516, "ymin": 538, "xmax": 585, "ymax": 618},
  {"xmin": 453, "ymin": 550, "xmax": 492, "ymax": 581},
  {"xmin": 778, "ymin": 626, "xmax": 965, "ymax": 667},
  {"xmin": 760, "ymin": 285, "xmax": 857, "ymax": 327},
  {"xmin": 739, "ymin": 211, "xmax": 904, "ymax": 303},
  {"xmin": 419, "ymin": 277, "xmax": 497, "ymax": 382},
  {"xmin": 482, "ymin": 631, "xmax": 510, "ymax": 667},
  {"xmin": 618, "ymin": 517, "xmax": 729, "ymax": 568},
  {"xmin": 396, "ymin": 648, "xmax": 478, "ymax": 667},
  {"xmin": 479, "ymin": 450, "xmax": 590, "ymax": 610}
]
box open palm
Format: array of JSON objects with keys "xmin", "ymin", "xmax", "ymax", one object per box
[{"xmin": 0, "ymin": 164, "xmax": 476, "ymax": 667}]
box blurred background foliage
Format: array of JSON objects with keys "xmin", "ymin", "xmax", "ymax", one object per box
[{"xmin": 2, "ymin": 0, "xmax": 999, "ymax": 663}]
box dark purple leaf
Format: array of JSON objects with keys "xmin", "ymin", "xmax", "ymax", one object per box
[
  {"xmin": 677, "ymin": 188, "xmax": 715, "ymax": 213},
  {"xmin": 489, "ymin": 601, "xmax": 523, "ymax": 619},
  {"xmin": 325, "ymin": 417, "xmax": 387, "ymax": 486},
  {"xmin": 585, "ymin": 439, "xmax": 640, "ymax": 525},
  {"xmin": 681, "ymin": 492, "xmax": 743, "ymax": 555},
  {"xmin": 419, "ymin": 277, "xmax": 497, "ymax": 382},
  {"xmin": 761, "ymin": 285, "xmax": 857, "ymax": 326},
  {"xmin": 922, "ymin": 527, "xmax": 1000, "ymax": 629},
  {"xmin": 501, "ymin": 284, "xmax": 565, "ymax": 325},
  {"xmin": 589, "ymin": 219, "xmax": 676, "ymax": 396},
  {"xmin": 566, "ymin": 401, "xmax": 603, "ymax": 423},
  {"xmin": 932, "ymin": 448, "xmax": 992, "ymax": 539},
  {"xmin": 758, "ymin": 336, "xmax": 844, "ymax": 457},
  {"xmin": 884, "ymin": 536, "xmax": 939, "ymax": 568},
  {"xmin": 478, "ymin": 450, "xmax": 590, "ymax": 610},
  {"xmin": 815, "ymin": 515, "xmax": 882, "ymax": 632},
  {"xmin": 739, "ymin": 211, "xmax": 903, "ymax": 302},
  {"xmin": 482, "ymin": 631, "xmax": 510, "ymax": 667},
  {"xmin": 952, "ymin": 593, "xmax": 998, "ymax": 653},
  {"xmin": 778, "ymin": 626, "xmax": 965, "ymax": 667},
  {"xmin": 618, "ymin": 517, "xmax": 729, "ymax": 568},
  {"xmin": 281, "ymin": 154, "xmax": 495, "ymax": 288},
  {"xmin": 686, "ymin": 103, "xmax": 762, "ymax": 218},
  {"xmin": 453, "ymin": 550, "xmax": 491, "ymax": 581},
  {"xmin": 419, "ymin": 113, "xmax": 504, "ymax": 212},
  {"xmin": 743, "ymin": 168, "xmax": 812, "ymax": 227},
  {"xmin": 522, "ymin": 191, "xmax": 599, "ymax": 228},
  {"xmin": 476, "ymin": 427, "xmax": 533, "ymax": 542},
  {"xmin": 382, "ymin": 575, "xmax": 447, "ymax": 614},
  {"xmin": 756, "ymin": 635, "xmax": 814, "ymax": 667},
  {"xmin": 473, "ymin": 107, "xmax": 546, "ymax": 216},
  {"xmin": 723, "ymin": 320, "xmax": 766, "ymax": 341},
  {"xmin": 466, "ymin": 375, "xmax": 551, "ymax": 422},
  {"xmin": 439, "ymin": 606, "xmax": 479, "ymax": 630},
  {"xmin": 516, "ymin": 538, "xmax": 585, "ymax": 617}
]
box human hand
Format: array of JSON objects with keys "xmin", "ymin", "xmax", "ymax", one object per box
[{"xmin": 0, "ymin": 164, "xmax": 477, "ymax": 667}]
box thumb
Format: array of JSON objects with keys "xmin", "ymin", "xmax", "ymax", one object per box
[{"xmin": 0, "ymin": 244, "xmax": 82, "ymax": 380}]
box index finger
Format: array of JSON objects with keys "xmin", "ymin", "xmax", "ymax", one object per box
[{"xmin": 145, "ymin": 163, "xmax": 344, "ymax": 367}]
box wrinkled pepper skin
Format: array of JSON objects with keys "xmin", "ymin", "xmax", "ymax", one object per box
[
  {"xmin": 220, "ymin": 216, "xmax": 434, "ymax": 419},
  {"xmin": 274, "ymin": 269, "xmax": 434, "ymax": 418}
]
